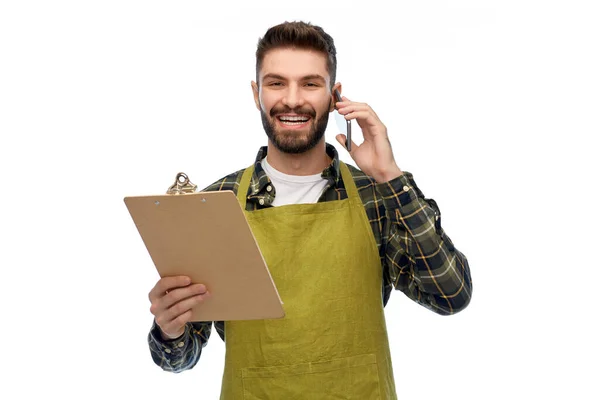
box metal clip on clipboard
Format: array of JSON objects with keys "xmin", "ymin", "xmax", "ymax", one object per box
[{"xmin": 166, "ymin": 172, "xmax": 198, "ymax": 195}]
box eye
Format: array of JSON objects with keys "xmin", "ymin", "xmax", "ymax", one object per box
[
  {"xmin": 268, "ymin": 82, "xmax": 283, "ymax": 86},
  {"xmin": 305, "ymin": 82, "xmax": 319, "ymax": 87}
]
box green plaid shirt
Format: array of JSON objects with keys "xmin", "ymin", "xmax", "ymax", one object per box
[{"xmin": 149, "ymin": 143, "xmax": 472, "ymax": 372}]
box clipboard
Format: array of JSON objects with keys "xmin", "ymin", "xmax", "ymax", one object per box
[{"xmin": 124, "ymin": 172, "xmax": 285, "ymax": 322}]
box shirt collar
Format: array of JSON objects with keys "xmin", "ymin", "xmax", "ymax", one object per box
[{"xmin": 249, "ymin": 143, "xmax": 342, "ymax": 196}]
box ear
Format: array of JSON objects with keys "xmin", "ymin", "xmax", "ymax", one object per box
[
  {"xmin": 251, "ymin": 81, "xmax": 261, "ymax": 111},
  {"xmin": 329, "ymin": 82, "xmax": 342, "ymax": 112}
]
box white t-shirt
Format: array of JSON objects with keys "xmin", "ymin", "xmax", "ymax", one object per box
[{"xmin": 261, "ymin": 157, "xmax": 329, "ymax": 207}]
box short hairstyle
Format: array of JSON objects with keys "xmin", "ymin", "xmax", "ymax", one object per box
[{"xmin": 255, "ymin": 21, "xmax": 337, "ymax": 88}]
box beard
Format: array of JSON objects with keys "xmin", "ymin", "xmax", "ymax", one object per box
[{"xmin": 260, "ymin": 101, "xmax": 330, "ymax": 154}]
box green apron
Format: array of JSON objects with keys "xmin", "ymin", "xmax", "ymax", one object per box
[{"xmin": 220, "ymin": 161, "xmax": 397, "ymax": 399}]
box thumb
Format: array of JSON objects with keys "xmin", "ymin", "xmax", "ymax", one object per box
[{"xmin": 336, "ymin": 134, "xmax": 357, "ymax": 153}]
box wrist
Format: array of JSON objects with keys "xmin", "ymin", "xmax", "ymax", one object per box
[
  {"xmin": 154, "ymin": 320, "xmax": 185, "ymax": 341},
  {"xmin": 160, "ymin": 330, "xmax": 183, "ymax": 341},
  {"xmin": 373, "ymin": 165, "xmax": 403, "ymax": 183}
]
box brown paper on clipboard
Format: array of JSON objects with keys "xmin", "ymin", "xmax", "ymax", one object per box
[{"xmin": 124, "ymin": 173, "xmax": 284, "ymax": 322}]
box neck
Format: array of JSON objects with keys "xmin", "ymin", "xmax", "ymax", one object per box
[{"xmin": 266, "ymin": 139, "xmax": 330, "ymax": 176}]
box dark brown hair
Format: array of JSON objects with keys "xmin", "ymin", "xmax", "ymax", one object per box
[{"xmin": 256, "ymin": 21, "xmax": 337, "ymax": 88}]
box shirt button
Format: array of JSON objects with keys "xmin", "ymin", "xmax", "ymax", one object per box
[
  {"xmin": 165, "ymin": 348, "xmax": 172, "ymax": 354},
  {"xmin": 266, "ymin": 185, "xmax": 272, "ymax": 192},
  {"xmin": 178, "ymin": 341, "xmax": 184, "ymax": 348},
  {"xmin": 403, "ymin": 185, "xmax": 410, "ymax": 192},
  {"xmin": 259, "ymin": 198, "xmax": 265, "ymax": 205}
]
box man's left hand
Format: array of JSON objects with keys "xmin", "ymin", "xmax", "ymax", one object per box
[{"xmin": 335, "ymin": 96, "xmax": 403, "ymax": 183}]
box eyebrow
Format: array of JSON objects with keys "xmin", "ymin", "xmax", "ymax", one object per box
[{"xmin": 262, "ymin": 73, "xmax": 326, "ymax": 83}]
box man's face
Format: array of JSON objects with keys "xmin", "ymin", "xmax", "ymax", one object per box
[{"xmin": 252, "ymin": 48, "xmax": 338, "ymax": 154}]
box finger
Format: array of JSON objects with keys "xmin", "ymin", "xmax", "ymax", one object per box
[
  {"xmin": 155, "ymin": 283, "xmax": 208, "ymax": 312},
  {"xmin": 335, "ymin": 134, "xmax": 359, "ymax": 153},
  {"xmin": 338, "ymin": 105, "xmax": 371, "ymax": 114},
  {"xmin": 343, "ymin": 110, "xmax": 383, "ymax": 130},
  {"xmin": 149, "ymin": 283, "xmax": 207, "ymax": 319},
  {"xmin": 336, "ymin": 101, "xmax": 367, "ymax": 110},
  {"xmin": 337, "ymin": 101, "xmax": 381, "ymax": 119},
  {"xmin": 149, "ymin": 275, "xmax": 191, "ymax": 302},
  {"xmin": 335, "ymin": 96, "xmax": 351, "ymax": 109},
  {"xmin": 150, "ymin": 276, "xmax": 191, "ymax": 301},
  {"xmin": 160, "ymin": 292, "xmax": 209, "ymax": 325},
  {"xmin": 160, "ymin": 310, "xmax": 193, "ymax": 338},
  {"xmin": 337, "ymin": 97, "xmax": 370, "ymax": 109},
  {"xmin": 338, "ymin": 108, "xmax": 381, "ymax": 127}
]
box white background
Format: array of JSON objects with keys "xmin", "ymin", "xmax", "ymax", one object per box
[{"xmin": 1, "ymin": 1, "xmax": 599, "ymax": 399}]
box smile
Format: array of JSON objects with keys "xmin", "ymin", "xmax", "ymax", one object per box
[{"xmin": 277, "ymin": 114, "xmax": 311, "ymax": 129}]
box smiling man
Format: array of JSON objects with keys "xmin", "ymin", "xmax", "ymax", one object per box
[
  {"xmin": 258, "ymin": 51, "xmax": 331, "ymax": 156},
  {"xmin": 147, "ymin": 21, "xmax": 473, "ymax": 399}
]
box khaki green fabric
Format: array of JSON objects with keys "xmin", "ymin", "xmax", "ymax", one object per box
[{"xmin": 220, "ymin": 162, "xmax": 397, "ymax": 399}]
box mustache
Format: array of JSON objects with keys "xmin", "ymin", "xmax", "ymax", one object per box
[{"xmin": 270, "ymin": 107, "xmax": 316, "ymax": 118}]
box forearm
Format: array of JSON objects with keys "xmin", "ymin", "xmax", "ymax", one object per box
[
  {"xmin": 147, "ymin": 320, "xmax": 212, "ymax": 373},
  {"xmin": 380, "ymin": 173, "xmax": 472, "ymax": 315}
]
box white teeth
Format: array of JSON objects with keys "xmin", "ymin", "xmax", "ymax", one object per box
[{"xmin": 279, "ymin": 116, "xmax": 309, "ymax": 122}]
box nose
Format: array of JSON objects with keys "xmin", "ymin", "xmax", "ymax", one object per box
[{"xmin": 281, "ymin": 85, "xmax": 305, "ymax": 109}]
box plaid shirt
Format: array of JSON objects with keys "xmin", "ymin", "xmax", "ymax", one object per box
[{"xmin": 148, "ymin": 143, "xmax": 472, "ymax": 372}]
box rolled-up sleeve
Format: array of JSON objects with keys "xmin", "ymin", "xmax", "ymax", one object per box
[
  {"xmin": 377, "ymin": 172, "xmax": 472, "ymax": 315},
  {"xmin": 148, "ymin": 321, "xmax": 212, "ymax": 372}
]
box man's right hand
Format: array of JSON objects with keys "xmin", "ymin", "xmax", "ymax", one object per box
[{"xmin": 148, "ymin": 276, "xmax": 210, "ymax": 340}]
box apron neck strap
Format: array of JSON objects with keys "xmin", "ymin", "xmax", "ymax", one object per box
[
  {"xmin": 236, "ymin": 160, "xmax": 360, "ymax": 209},
  {"xmin": 237, "ymin": 164, "xmax": 254, "ymax": 209},
  {"xmin": 338, "ymin": 161, "xmax": 360, "ymax": 201}
]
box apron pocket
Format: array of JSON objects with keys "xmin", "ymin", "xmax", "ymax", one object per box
[{"xmin": 241, "ymin": 353, "xmax": 381, "ymax": 400}]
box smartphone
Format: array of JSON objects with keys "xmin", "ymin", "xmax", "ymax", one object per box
[{"xmin": 334, "ymin": 89, "xmax": 352, "ymax": 151}]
